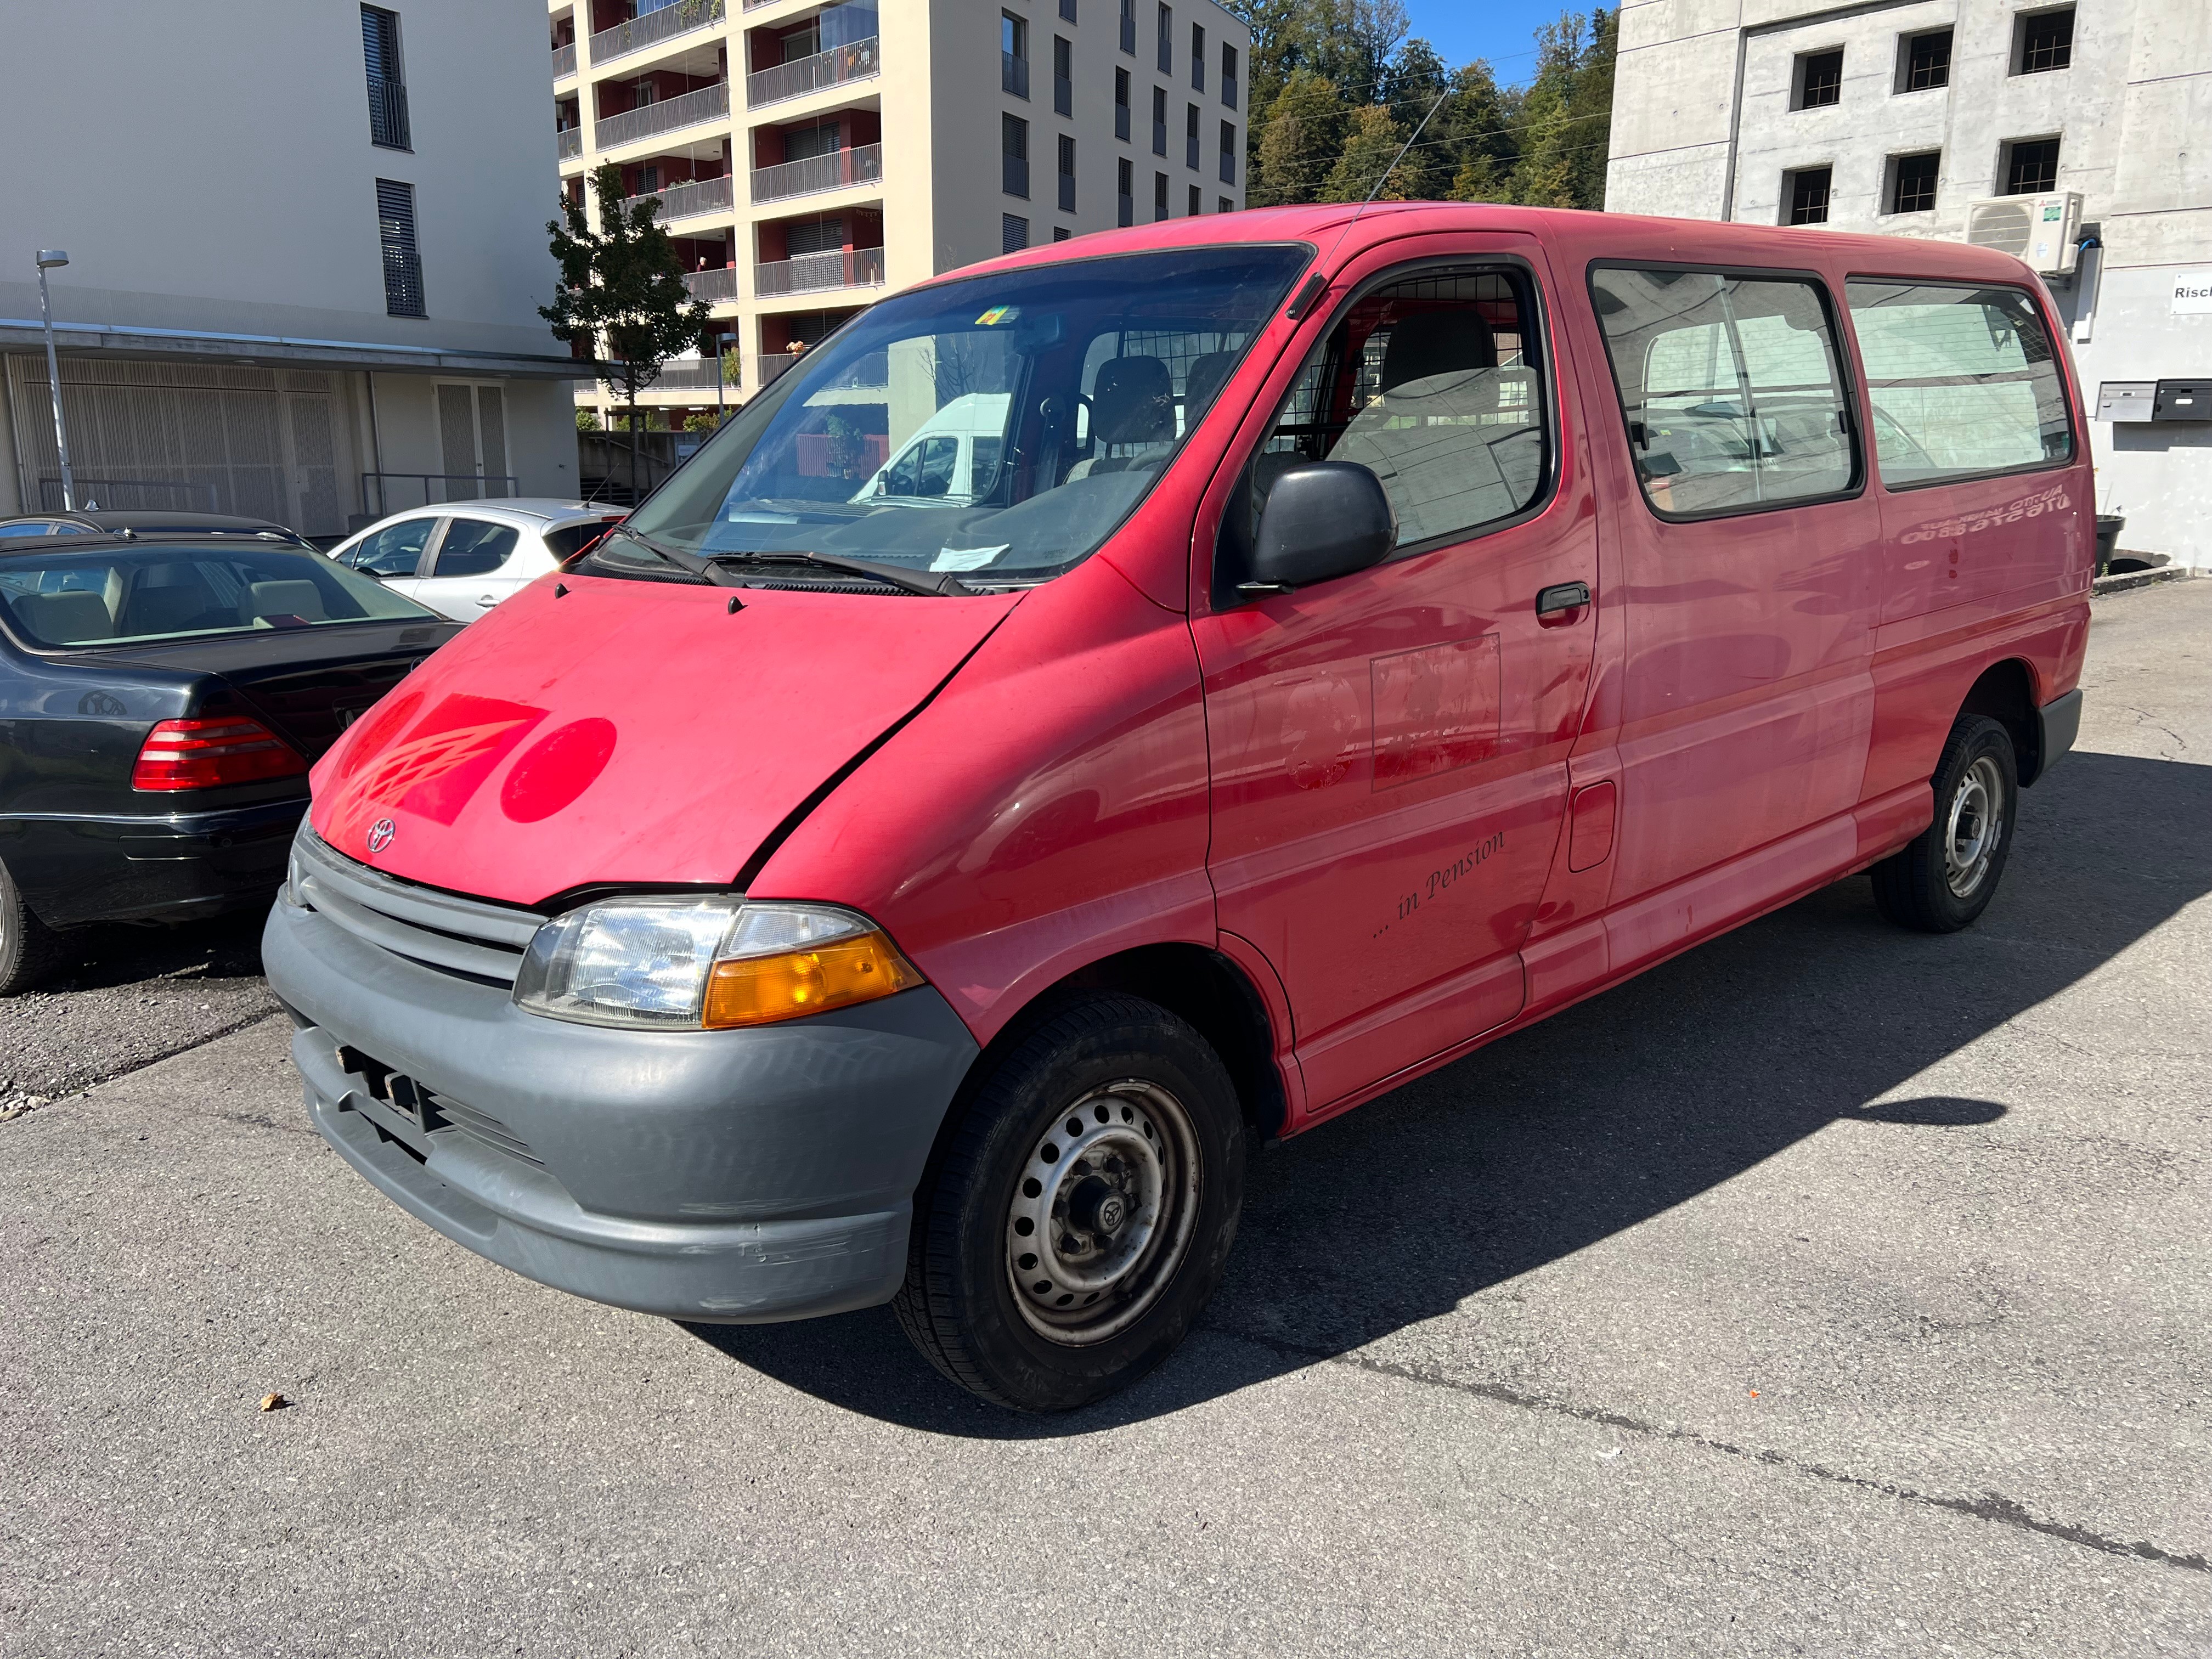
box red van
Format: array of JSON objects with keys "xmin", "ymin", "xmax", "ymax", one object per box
[{"xmin": 266, "ymin": 205, "xmax": 2089, "ymax": 1410}]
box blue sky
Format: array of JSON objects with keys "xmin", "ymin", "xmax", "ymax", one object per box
[{"xmin": 1401, "ymin": 0, "xmax": 1578, "ymax": 85}]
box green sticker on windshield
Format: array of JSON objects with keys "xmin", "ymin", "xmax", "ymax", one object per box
[{"xmin": 975, "ymin": 304, "xmax": 1020, "ymax": 326}]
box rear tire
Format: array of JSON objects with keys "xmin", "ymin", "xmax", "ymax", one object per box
[
  {"xmin": 0, "ymin": 858, "xmax": 65, "ymax": 997},
  {"xmin": 893, "ymin": 994, "xmax": 1246, "ymax": 1412},
  {"xmin": 1871, "ymin": 714, "xmax": 2018, "ymax": 934}
]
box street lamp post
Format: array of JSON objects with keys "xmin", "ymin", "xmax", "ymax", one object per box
[{"xmin": 35, "ymin": 250, "xmax": 76, "ymax": 512}]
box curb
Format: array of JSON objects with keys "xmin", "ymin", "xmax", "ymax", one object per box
[{"xmin": 2093, "ymin": 567, "xmax": 2195, "ymax": 596}]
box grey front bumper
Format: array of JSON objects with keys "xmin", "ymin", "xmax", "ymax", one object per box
[{"xmin": 264, "ymin": 894, "xmax": 980, "ymax": 1323}]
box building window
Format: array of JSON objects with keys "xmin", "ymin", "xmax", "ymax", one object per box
[
  {"xmin": 1785, "ymin": 165, "xmax": 1832, "ymax": 224},
  {"xmin": 1002, "ymin": 213, "xmax": 1030, "ymax": 253},
  {"xmin": 1003, "ymin": 12, "xmax": 1030, "ymax": 99},
  {"xmin": 1185, "ymin": 103, "xmax": 1200, "ymax": 170},
  {"xmin": 1054, "ymin": 37, "xmax": 1073, "ymax": 116},
  {"xmin": 1115, "ymin": 67, "xmax": 1132, "ymax": 140},
  {"xmin": 1119, "ymin": 0, "xmax": 1135, "ymax": 55},
  {"xmin": 1219, "ymin": 120, "xmax": 1235, "ymax": 184},
  {"xmin": 1152, "ymin": 86, "xmax": 1167, "ymax": 155},
  {"xmin": 1003, "ymin": 114, "xmax": 1031, "ymax": 198},
  {"xmin": 1221, "ymin": 41, "xmax": 1238, "ymax": 107},
  {"xmin": 1218, "ymin": 195, "xmax": 1233, "ymax": 213},
  {"xmin": 1190, "ymin": 23, "xmax": 1205, "ymax": 91},
  {"xmin": 1898, "ymin": 27, "xmax": 1951, "ymax": 92},
  {"xmin": 361, "ymin": 5, "xmax": 410, "ymax": 151},
  {"xmin": 2015, "ymin": 8, "xmax": 2073, "ymax": 74},
  {"xmin": 1058, "ymin": 133, "xmax": 1077, "ymax": 212},
  {"xmin": 1053, "ymin": 225, "xmax": 1073, "ymax": 241},
  {"xmin": 1118, "ymin": 156, "xmax": 1134, "ymax": 225},
  {"xmin": 1156, "ymin": 4, "xmax": 1172, "ymax": 75},
  {"xmin": 1187, "ymin": 183, "xmax": 1200, "ymax": 216},
  {"xmin": 1060, "ymin": 0, "xmax": 1077, "ymax": 20},
  {"xmin": 1153, "ymin": 170, "xmax": 1169, "ymax": 221},
  {"xmin": 2002, "ymin": 136, "xmax": 2061, "ymax": 194},
  {"xmin": 1792, "ymin": 49, "xmax": 1843, "ymax": 110},
  {"xmin": 1889, "ymin": 150, "xmax": 1939, "ymax": 213},
  {"xmin": 375, "ymin": 179, "xmax": 425, "ymax": 317}
]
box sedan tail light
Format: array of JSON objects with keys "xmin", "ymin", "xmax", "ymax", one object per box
[{"xmin": 132, "ymin": 718, "xmax": 308, "ymax": 792}]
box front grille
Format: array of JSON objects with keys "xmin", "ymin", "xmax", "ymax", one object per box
[
  {"xmin": 336, "ymin": 1043, "xmax": 541, "ymax": 1166},
  {"xmin": 292, "ymin": 825, "xmax": 539, "ymax": 986}
]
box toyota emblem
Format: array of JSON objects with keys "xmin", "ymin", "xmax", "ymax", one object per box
[{"xmin": 366, "ymin": 819, "xmax": 397, "ymax": 854}]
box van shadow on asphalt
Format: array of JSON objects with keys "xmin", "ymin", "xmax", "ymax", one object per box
[{"xmin": 686, "ymin": 749, "xmax": 2211, "ymax": 1436}]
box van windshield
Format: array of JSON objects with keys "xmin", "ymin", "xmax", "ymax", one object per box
[{"xmin": 612, "ymin": 244, "xmax": 1308, "ymax": 589}]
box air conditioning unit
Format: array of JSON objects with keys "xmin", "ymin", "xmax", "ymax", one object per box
[{"xmin": 1965, "ymin": 191, "xmax": 2083, "ymax": 276}]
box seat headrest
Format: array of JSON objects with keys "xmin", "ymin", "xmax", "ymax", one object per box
[
  {"xmin": 1379, "ymin": 311, "xmax": 1498, "ymax": 393},
  {"xmin": 246, "ymin": 579, "xmax": 328, "ymax": 624},
  {"xmin": 1182, "ymin": 352, "xmax": 1237, "ymax": 421},
  {"xmin": 15, "ymin": 589, "xmax": 115, "ymax": 644},
  {"xmin": 1091, "ymin": 356, "xmax": 1175, "ymax": 445}
]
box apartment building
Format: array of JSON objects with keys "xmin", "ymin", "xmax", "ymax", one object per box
[
  {"xmin": 552, "ymin": 0, "xmax": 1250, "ymax": 424},
  {"xmin": 1606, "ymin": 0, "xmax": 2212, "ymax": 566},
  {"xmin": 0, "ymin": 2, "xmax": 585, "ymax": 535}
]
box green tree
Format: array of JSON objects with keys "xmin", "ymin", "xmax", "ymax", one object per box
[
  {"xmin": 575, "ymin": 406, "xmax": 601, "ymax": 432},
  {"xmin": 1566, "ymin": 9, "xmax": 1617, "ymax": 210},
  {"xmin": 1252, "ymin": 69, "xmax": 1347, "ymax": 206},
  {"xmin": 540, "ymin": 162, "xmax": 712, "ymax": 499},
  {"xmin": 1321, "ymin": 104, "xmax": 1411, "ymax": 202},
  {"xmin": 1444, "ymin": 59, "xmax": 1521, "ymax": 202},
  {"xmin": 1380, "ymin": 37, "xmax": 1454, "ymax": 198}
]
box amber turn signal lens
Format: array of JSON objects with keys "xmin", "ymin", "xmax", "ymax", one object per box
[{"xmin": 701, "ymin": 931, "xmax": 923, "ymax": 1028}]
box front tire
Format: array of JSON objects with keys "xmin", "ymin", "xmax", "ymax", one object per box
[
  {"xmin": 1871, "ymin": 714, "xmax": 2018, "ymax": 934},
  {"xmin": 893, "ymin": 994, "xmax": 1246, "ymax": 1412},
  {"xmin": 0, "ymin": 857, "xmax": 64, "ymax": 997}
]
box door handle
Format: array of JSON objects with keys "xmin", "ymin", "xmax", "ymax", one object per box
[
  {"xmin": 476, "ymin": 595, "xmax": 498, "ymax": 608},
  {"xmin": 1534, "ymin": 581, "xmax": 1591, "ymax": 617}
]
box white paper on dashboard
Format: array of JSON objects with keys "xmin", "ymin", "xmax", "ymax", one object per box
[{"xmin": 930, "ymin": 545, "xmax": 1009, "ymax": 572}]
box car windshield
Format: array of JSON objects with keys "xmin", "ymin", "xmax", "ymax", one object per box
[
  {"xmin": 0, "ymin": 544, "xmax": 438, "ymax": 650},
  {"xmin": 611, "ymin": 243, "xmax": 1308, "ymax": 588}
]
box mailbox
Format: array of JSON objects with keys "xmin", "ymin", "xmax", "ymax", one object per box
[
  {"xmin": 2097, "ymin": 382, "xmax": 2155, "ymax": 421},
  {"xmin": 2153, "ymin": 380, "xmax": 2212, "ymax": 421}
]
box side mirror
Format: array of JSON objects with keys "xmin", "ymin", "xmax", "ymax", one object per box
[{"xmin": 1244, "ymin": 462, "xmax": 1396, "ymax": 597}]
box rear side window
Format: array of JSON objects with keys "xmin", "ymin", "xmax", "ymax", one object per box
[
  {"xmin": 1590, "ymin": 267, "xmax": 1859, "ymax": 518},
  {"xmin": 1844, "ymin": 281, "xmax": 2072, "ymax": 487},
  {"xmin": 544, "ymin": 520, "xmax": 618, "ymax": 560},
  {"xmin": 432, "ymin": 520, "xmax": 520, "ymax": 577}
]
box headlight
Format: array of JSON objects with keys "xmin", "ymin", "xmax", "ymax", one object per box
[
  {"xmin": 512, "ymin": 896, "xmax": 922, "ymax": 1031},
  {"xmin": 284, "ymin": 839, "xmax": 309, "ymax": 909}
]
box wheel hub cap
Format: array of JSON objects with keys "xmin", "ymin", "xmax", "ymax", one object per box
[{"xmin": 1944, "ymin": 755, "xmax": 2006, "ymax": 899}]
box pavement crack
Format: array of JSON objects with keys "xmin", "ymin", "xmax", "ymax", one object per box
[{"xmin": 1206, "ymin": 1322, "xmax": 2211, "ymax": 1576}]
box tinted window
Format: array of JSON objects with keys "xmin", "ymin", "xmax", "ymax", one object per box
[
  {"xmin": 544, "ymin": 520, "xmax": 619, "ymax": 560},
  {"xmin": 0, "ymin": 521, "xmax": 69, "ymax": 539},
  {"xmin": 0, "ymin": 546, "xmax": 434, "ymax": 648},
  {"xmin": 1235, "ymin": 269, "xmax": 1548, "ymax": 555},
  {"xmin": 351, "ymin": 517, "xmax": 437, "ymax": 576},
  {"xmin": 432, "ymin": 520, "xmax": 520, "ymax": 577},
  {"xmin": 1590, "ymin": 267, "xmax": 1858, "ymax": 517},
  {"xmin": 1846, "ymin": 281, "xmax": 2072, "ymax": 486}
]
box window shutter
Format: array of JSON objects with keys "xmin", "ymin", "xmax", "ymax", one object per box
[{"xmin": 376, "ymin": 179, "xmax": 426, "ymax": 317}]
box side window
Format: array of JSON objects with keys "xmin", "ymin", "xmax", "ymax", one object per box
[
  {"xmin": 431, "ymin": 520, "xmax": 520, "ymax": 577},
  {"xmin": 1844, "ymin": 280, "xmax": 2071, "ymax": 486},
  {"xmin": 349, "ymin": 517, "xmax": 436, "ymax": 576},
  {"xmin": 1590, "ymin": 267, "xmax": 1858, "ymax": 517},
  {"xmin": 1233, "ymin": 267, "xmax": 1550, "ymax": 559},
  {"xmin": 543, "ymin": 520, "xmax": 618, "ymax": 560}
]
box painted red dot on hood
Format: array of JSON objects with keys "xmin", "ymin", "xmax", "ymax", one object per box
[{"xmin": 499, "ymin": 718, "xmax": 617, "ymax": 823}]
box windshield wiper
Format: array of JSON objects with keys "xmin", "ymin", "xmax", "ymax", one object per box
[
  {"xmin": 600, "ymin": 523, "xmax": 747, "ymax": 588},
  {"xmin": 708, "ymin": 549, "xmax": 973, "ymax": 597}
]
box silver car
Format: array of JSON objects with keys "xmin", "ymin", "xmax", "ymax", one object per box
[{"xmin": 324, "ymin": 500, "xmax": 623, "ymax": 623}]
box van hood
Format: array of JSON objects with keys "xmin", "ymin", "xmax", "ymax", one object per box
[{"xmin": 309, "ymin": 574, "xmax": 1018, "ymax": 906}]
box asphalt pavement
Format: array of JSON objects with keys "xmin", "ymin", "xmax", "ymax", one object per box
[{"xmin": 3, "ymin": 581, "xmax": 2209, "ymax": 1656}]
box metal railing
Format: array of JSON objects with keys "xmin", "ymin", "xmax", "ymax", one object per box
[
  {"xmin": 1004, "ymin": 154, "xmax": 1029, "ymax": 198},
  {"xmin": 1002, "ymin": 52, "xmax": 1029, "ymax": 98},
  {"xmin": 364, "ymin": 472, "xmax": 520, "ymax": 516},
  {"xmin": 592, "ymin": 80, "xmax": 729, "ymax": 149},
  {"xmin": 552, "ymin": 41, "xmax": 576, "ymax": 78},
  {"xmin": 558, "ymin": 126, "xmax": 583, "ymax": 158},
  {"xmin": 625, "ymin": 173, "xmax": 735, "ymax": 221},
  {"xmin": 368, "ymin": 76, "xmax": 410, "ymax": 150},
  {"xmin": 651, "ymin": 356, "xmax": 741, "ymax": 389},
  {"xmin": 589, "ymin": 0, "xmax": 724, "ymax": 69},
  {"xmin": 1220, "ymin": 148, "xmax": 1235, "ymax": 185},
  {"xmin": 1058, "ymin": 173, "xmax": 1075, "ymax": 212},
  {"xmin": 683, "ymin": 266, "xmax": 740, "ymax": 301},
  {"xmin": 754, "ymin": 246, "xmax": 884, "ymax": 296},
  {"xmin": 746, "ymin": 35, "xmax": 879, "ymax": 108},
  {"xmin": 751, "ymin": 140, "xmax": 882, "ymax": 203},
  {"xmin": 1120, "ymin": 13, "xmax": 1136, "ymax": 53},
  {"xmin": 38, "ymin": 476, "xmax": 218, "ymax": 512},
  {"xmin": 1054, "ymin": 73, "xmax": 1072, "ymax": 116},
  {"xmin": 1115, "ymin": 102, "xmax": 1130, "ymax": 141},
  {"xmin": 755, "ymin": 351, "xmax": 804, "ymax": 390}
]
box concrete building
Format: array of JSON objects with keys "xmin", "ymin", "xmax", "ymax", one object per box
[
  {"xmin": 0, "ymin": 2, "xmax": 586, "ymax": 537},
  {"xmin": 1605, "ymin": 0, "xmax": 2212, "ymax": 567},
  {"xmin": 551, "ymin": 0, "xmax": 1250, "ymax": 426}
]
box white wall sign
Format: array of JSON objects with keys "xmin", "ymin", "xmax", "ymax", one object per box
[{"xmin": 2174, "ymin": 272, "xmax": 2212, "ymax": 315}]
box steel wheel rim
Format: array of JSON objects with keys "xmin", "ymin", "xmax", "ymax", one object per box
[
  {"xmin": 1005, "ymin": 1079, "xmax": 1201, "ymax": 1347},
  {"xmin": 1944, "ymin": 755, "xmax": 2006, "ymax": 899}
]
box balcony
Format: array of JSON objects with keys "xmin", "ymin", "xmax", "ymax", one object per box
[
  {"xmin": 653, "ymin": 356, "xmax": 740, "ymax": 390},
  {"xmin": 756, "ymin": 351, "xmax": 803, "ymax": 389},
  {"xmin": 751, "ymin": 140, "xmax": 882, "ymax": 204},
  {"xmin": 746, "ymin": 36, "xmax": 879, "ymax": 109},
  {"xmin": 1002, "ymin": 52, "xmax": 1029, "ymax": 98},
  {"xmin": 368, "ymin": 76, "xmax": 410, "ymax": 150},
  {"xmin": 755, "ymin": 246, "xmax": 885, "ymax": 297},
  {"xmin": 628, "ymin": 174, "xmax": 736, "ymax": 221},
  {"xmin": 684, "ymin": 266, "xmax": 741, "ymax": 301},
  {"xmin": 593, "ymin": 80, "xmax": 730, "ymax": 149},
  {"xmin": 558, "ymin": 126, "xmax": 584, "ymax": 159},
  {"xmin": 552, "ymin": 41, "xmax": 577, "ymax": 79},
  {"xmin": 590, "ymin": 0, "xmax": 725, "ymax": 70}
]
